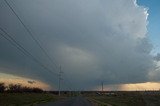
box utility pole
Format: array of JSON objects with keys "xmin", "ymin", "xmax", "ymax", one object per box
[
  {"xmin": 58, "ymin": 65, "xmax": 63, "ymax": 96},
  {"xmin": 101, "ymin": 81, "xmax": 104, "ymax": 92}
]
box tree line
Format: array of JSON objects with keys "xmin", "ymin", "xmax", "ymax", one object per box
[{"xmin": 0, "ymin": 82, "xmax": 43, "ymax": 93}]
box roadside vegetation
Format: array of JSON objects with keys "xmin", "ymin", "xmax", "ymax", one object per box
[
  {"xmin": 85, "ymin": 91, "xmax": 160, "ymax": 106},
  {"xmin": 2, "ymin": 82, "xmax": 160, "ymax": 106},
  {"xmin": 0, "ymin": 93, "xmax": 60, "ymax": 106},
  {"xmin": 0, "ymin": 82, "xmax": 63, "ymax": 106},
  {"xmin": 0, "ymin": 82, "xmax": 43, "ymax": 93}
]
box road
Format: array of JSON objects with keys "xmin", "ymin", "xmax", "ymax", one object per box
[{"xmin": 37, "ymin": 96, "xmax": 93, "ymax": 106}]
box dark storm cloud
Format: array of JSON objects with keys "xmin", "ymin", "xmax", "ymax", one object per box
[{"xmin": 0, "ymin": 0, "xmax": 157, "ymax": 90}]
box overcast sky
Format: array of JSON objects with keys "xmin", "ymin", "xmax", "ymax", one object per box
[{"xmin": 0, "ymin": 0, "xmax": 160, "ymax": 90}]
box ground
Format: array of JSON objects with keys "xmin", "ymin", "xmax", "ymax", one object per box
[
  {"xmin": 1, "ymin": 91, "xmax": 160, "ymax": 106},
  {"xmin": 0, "ymin": 93, "xmax": 63, "ymax": 106}
]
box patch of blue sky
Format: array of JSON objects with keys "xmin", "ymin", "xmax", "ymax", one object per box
[{"xmin": 137, "ymin": 0, "xmax": 160, "ymax": 54}]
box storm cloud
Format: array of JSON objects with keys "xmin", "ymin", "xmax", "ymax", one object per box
[
  {"xmin": 154, "ymin": 53, "xmax": 160, "ymax": 61},
  {"xmin": 0, "ymin": 0, "xmax": 157, "ymax": 90}
]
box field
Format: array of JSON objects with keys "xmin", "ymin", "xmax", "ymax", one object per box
[
  {"xmin": 1, "ymin": 91, "xmax": 160, "ymax": 106},
  {"xmin": 84, "ymin": 91, "xmax": 160, "ymax": 106},
  {"xmin": 0, "ymin": 93, "xmax": 63, "ymax": 106}
]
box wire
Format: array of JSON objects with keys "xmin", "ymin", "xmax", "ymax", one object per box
[
  {"xmin": 4, "ymin": 0, "xmax": 59, "ymax": 69},
  {"xmin": 3, "ymin": 0, "xmax": 73, "ymax": 90},
  {"xmin": 0, "ymin": 27, "xmax": 59, "ymax": 76},
  {"xmin": 63, "ymin": 81, "xmax": 72, "ymax": 91},
  {"xmin": 0, "ymin": 32, "xmax": 27, "ymax": 56},
  {"xmin": 63, "ymin": 71, "xmax": 74, "ymax": 91}
]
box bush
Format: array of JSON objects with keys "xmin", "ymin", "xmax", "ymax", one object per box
[
  {"xmin": 8, "ymin": 84, "xmax": 22, "ymax": 93},
  {"xmin": 0, "ymin": 82, "xmax": 43, "ymax": 93},
  {"xmin": 7, "ymin": 84, "xmax": 43, "ymax": 93},
  {"xmin": 0, "ymin": 83, "xmax": 5, "ymax": 92},
  {"xmin": 32, "ymin": 87, "xmax": 43, "ymax": 93}
]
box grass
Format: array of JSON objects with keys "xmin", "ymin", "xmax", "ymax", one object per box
[
  {"xmin": 0, "ymin": 93, "xmax": 62, "ymax": 106},
  {"xmin": 2, "ymin": 91, "xmax": 160, "ymax": 106},
  {"xmin": 90, "ymin": 96, "xmax": 145, "ymax": 106},
  {"xmin": 87, "ymin": 92, "xmax": 160, "ymax": 106}
]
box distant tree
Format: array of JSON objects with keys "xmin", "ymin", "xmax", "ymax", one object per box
[
  {"xmin": 20, "ymin": 86, "xmax": 43, "ymax": 93},
  {"xmin": 6, "ymin": 83, "xmax": 43, "ymax": 93},
  {"xmin": 8, "ymin": 84, "xmax": 22, "ymax": 93},
  {"xmin": 0, "ymin": 83, "xmax": 5, "ymax": 92},
  {"xmin": 32, "ymin": 87, "xmax": 43, "ymax": 93},
  {"xmin": 21, "ymin": 86, "xmax": 32, "ymax": 92}
]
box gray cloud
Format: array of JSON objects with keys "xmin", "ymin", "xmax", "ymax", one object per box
[
  {"xmin": 154, "ymin": 53, "xmax": 160, "ymax": 61},
  {"xmin": 0, "ymin": 0, "xmax": 157, "ymax": 90}
]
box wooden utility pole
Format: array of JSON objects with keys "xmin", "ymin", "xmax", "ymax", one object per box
[
  {"xmin": 101, "ymin": 81, "xmax": 104, "ymax": 92},
  {"xmin": 58, "ymin": 65, "xmax": 63, "ymax": 96}
]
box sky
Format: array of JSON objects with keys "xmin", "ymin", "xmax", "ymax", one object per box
[
  {"xmin": 0, "ymin": 73, "xmax": 51, "ymax": 90},
  {"xmin": 0, "ymin": 0, "xmax": 160, "ymax": 91},
  {"xmin": 137, "ymin": 0, "xmax": 160, "ymax": 55}
]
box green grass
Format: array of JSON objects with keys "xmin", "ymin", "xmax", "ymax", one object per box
[{"xmin": 0, "ymin": 93, "xmax": 62, "ymax": 106}]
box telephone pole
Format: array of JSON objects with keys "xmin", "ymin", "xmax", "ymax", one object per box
[
  {"xmin": 101, "ymin": 81, "xmax": 104, "ymax": 92},
  {"xmin": 58, "ymin": 65, "xmax": 63, "ymax": 96}
]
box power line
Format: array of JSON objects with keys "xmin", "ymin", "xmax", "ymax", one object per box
[
  {"xmin": 0, "ymin": 27, "xmax": 59, "ymax": 76},
  {"xmin": 58, "ymin": 65, "xmax": 63, "ymax": 96},
  {"xmin": 63, "ymin": 77, "xmax": 73, "ymax": 91},
  {"xmin": 4, "ymin": 0, "xmax": 59, "ymax": 69},
  {"xmin": 63, "ymin": 72, "xmax": 74, "ymax": 91},
  {"xmin": 0, "ymin": 30, "xmax": 72, "ymax": 93},
  {"xmin": 58, "ymin": 67, "xmax": 73, "ymax": 94},
  {"xmin": 0, "ymin": 32, "xmax": 28, "ymax": 56},
  {"xmin": 3, "ymin": 0, "xmax": 73, "ymax": 91}
]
